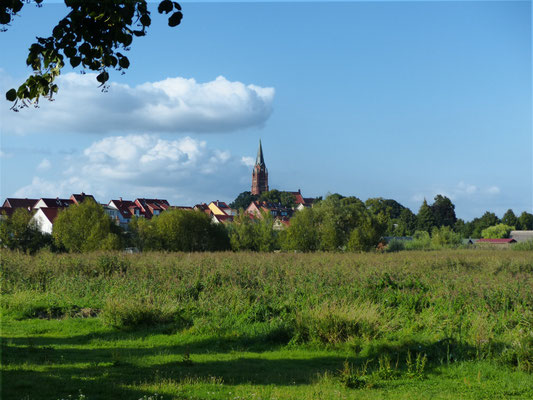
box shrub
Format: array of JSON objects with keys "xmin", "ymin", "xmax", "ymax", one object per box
[
  {"xmin": 512, "ymin": 240, "xmax": 533, "ymax": 251},
  {"xmin": 100, "ymin": 297, "xmax": 182, "ymax": 328},
  {"xmin": 386, "ymin": 239, "xmax": 405, "ymax": 252}
]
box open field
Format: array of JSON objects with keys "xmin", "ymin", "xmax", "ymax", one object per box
[{"xmin": 1, "ymin": 250, "xmax": 532, "ymax": 399}]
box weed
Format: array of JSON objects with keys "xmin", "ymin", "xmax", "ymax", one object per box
[
  {"xmin": 406, "ymin": 351, "xmax": 427, "ymax": 379},
  {"xmin": 339, "ymin": 360, "xmax": 371, "ymax": 389},
  {"xmin": 375, "ymin": 353, "xmax": 399, "ymax": 380}
]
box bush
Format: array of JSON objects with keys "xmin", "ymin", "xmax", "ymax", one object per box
[
  {"xmin": 386, "ymin": 239, "xmax": 405, "ymax": 252},
  {"xmin": 512, "ymin": 240, "xmax": 533, "ymax": 251},
  {"xmin": 100, "ymin": 297, "xmax": 182, "ymax": 328}
]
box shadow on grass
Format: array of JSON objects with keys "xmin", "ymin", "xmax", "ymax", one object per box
[{"xmin": 1, "ymin": 324, "xmax": 500, "ymax": 400}]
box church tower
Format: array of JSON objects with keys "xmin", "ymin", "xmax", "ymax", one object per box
[{"xmin": 251, "ymin": 140, "xmax": 269, "ymax": 195}]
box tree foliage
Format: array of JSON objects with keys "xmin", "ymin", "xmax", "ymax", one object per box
[
  {"xmin": 518, "ymin": 211, "xmax": 533, "ymax": 230},
  {"xmin": 281, "ymin": 207, "xmax": 319, "ymax": 252},
  {"xmin": 481, "ymin": 223, "xmax": 514, "ymax": 239},
  {"xmin": 53, "ymin": 199, "xmax": 123, "ymax": 252},
  {"xmin": 430, "ymin": 195, "xmax": 456, "ymax": 227},
  {"xmin": 416, "ymin": 199, "xmax": 436, "ymax": 232},
  {"xmin": 129, "ymin": 209, "xmax": 230, "ymax": 251},
  {"xmin": 227, "ymin": 211, "xmax": 278, "ymax": 252},
  {"xmin": 501, "ymin": 209, "xmax": 518, "ymax": 228},
  {"xmin": 346, "ymin": 214, "xmax": 386, "ymax": 252},
  {"xmin": 258, "ymin": 190, "xmax": 296, "ymax": 209},
  {"xmin": 229, "ymin": 191, "xmax": 257, "ymax": 211},
  {"xmin": 2, "ymin": 0, "xmax": 183, "ymax": 109},
  {"xmin": 0, "ymin": 208, "xmax": 49, "ymax": 253}
]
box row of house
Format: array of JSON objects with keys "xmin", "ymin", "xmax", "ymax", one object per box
[{"xmin": 1, "ymin": 190, "xmax": 316, "ymax": 235}]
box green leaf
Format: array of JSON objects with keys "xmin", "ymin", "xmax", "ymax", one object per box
[
  {"xmin": 5, "ymin": 89, "xmax": 17, "ymax": 102},
  {"xmin": 168, "ymin": 11, "xmax": 183, "ymax": 27}
]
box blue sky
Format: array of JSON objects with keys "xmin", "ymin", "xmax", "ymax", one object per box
[{"xmin": 0, "ymin": 0, "xmax": 531, "ymax": 220}]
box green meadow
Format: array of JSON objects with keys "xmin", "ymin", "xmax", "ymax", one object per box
[{"xmin": 1, "ymin": 250, "xmax": 532, "ymax": 399}]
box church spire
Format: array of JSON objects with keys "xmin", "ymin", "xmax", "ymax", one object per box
[
  {"xmin": 251, "ymin": 140, "xmax": 268, "ymax": 195},
  {"xmin": 255, "ymin": 139, "xmax": 265, "ymax": 166}
]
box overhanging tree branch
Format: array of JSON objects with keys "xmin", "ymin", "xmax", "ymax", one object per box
[{"xmin": 2, "ymin": 0, "xmax": 183, "ymax": 111}]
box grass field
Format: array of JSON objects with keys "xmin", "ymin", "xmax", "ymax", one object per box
[{"xmin": 1, "ymin": 250, "xmax": 532, "ymax": 399}]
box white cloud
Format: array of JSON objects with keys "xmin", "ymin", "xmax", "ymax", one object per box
[
  {"xmin": 240, "ymin": 156, "xmax": 255, "ymax": 168},
  {"xmin": 37, "ymin": 158, "xmax": 51, "ymax": 170},
  {"xmin": 486, "ymin": 186, "xmax": 500, "ymax": 195},
  {"xmin": 456, "ymin": 181, "xmax": 477, "ymax": 195},
  {"xmin": 408, "ymin": 181, "xmax": 505, "ymax": 219},
  {"xmin": 2, "ymin": 73, "xmax": 275, "ymax": 135},
  {"xmin": 14, "ymin": 134, "xmax": 252, "ymax": 205}
]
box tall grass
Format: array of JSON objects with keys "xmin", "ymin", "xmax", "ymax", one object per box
[{"xmin": 1, "ymin": 249, "xmax": 532, "ymax": 371}]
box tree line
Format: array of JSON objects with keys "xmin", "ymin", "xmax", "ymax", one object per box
[{"xmin": 1, "ymin": 194, "xmax": 532, "ymax": 254}]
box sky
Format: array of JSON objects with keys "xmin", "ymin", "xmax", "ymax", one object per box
[{"xmin": 0, "ymin": 0, "xmax": 531, "ymax": 220}]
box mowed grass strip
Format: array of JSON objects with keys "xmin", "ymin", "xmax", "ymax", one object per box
[{"xmin": 1, "ymin": 250, "xmax": 532, "ymax": 399}]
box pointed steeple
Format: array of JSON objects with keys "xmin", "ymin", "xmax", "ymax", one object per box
[
  {"xmin": 251, "ymin": 140, "xmax": 268, "ymax": 195},
  {"xmin": 255, "ymin": 140, "xmax": 265, "ymax": 166}
]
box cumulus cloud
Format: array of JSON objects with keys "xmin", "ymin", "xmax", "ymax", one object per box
[
  {"xmin": 2, "ymin": 73, "xmax": 275, "ymax": 135},
  {"xmin": 412, "ymin": 181, "xmax": 500, "ymax": 204},
  {"xmin": 409, "ymin": 181, "xmax": 505, "ymax": 219},
  {"xmin": 37, "ymin": 158, "xmax": 51, "ymax": 171},
  {"xmin": 14, "ymin": 134, "xmax": 252, "ymax": 205},
  {"xmin": 240, "ymin": 156, "xmax": 255, "ymax": 168}
]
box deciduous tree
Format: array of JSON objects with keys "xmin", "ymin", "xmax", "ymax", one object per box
[
  {"xmin": 481, "ymin": 223, "xmax": 514, "ymax": 239},
  {"xmin": 53, "ymin": 199, "xmax": 123, "ymax": 252},
  {"xmin": 517, "ymin": 211, "xmax": 533, "ymax": 230},
  {"xmin": 501, "ymin": 209, "xmax": 518, "ymax": 228},
  {"xmin": 3, "ymin": 0, "xmax": 183, "ymax": 109}
]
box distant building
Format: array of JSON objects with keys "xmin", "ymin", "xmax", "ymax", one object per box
[
  {"xmin": 33, "ymin": 198, "xmax": 74, "ymax": 209},
  {"xmin": 510, "ymin": 230, "xmax": 533, "ymax": 243},
  {"xmin": 134, "ymin": 198, "xmax": 170, "ymax": 218},
  {"xmin": 2, "ymin": 198, "xmax": 38, "ymax": 210},
  {"xmin": 476, "ymin": 238, "xmax": 516, "ymax": 247},
  {"xmin": 245, "ymin": 201, "xmax": 293, "ymax": 219},
  {"xmin": 70, "ymin": 192, "xmax": 96, "ymax": 205},
  {"xmin": 251, "ymin": 140, "xmax": 269, "ymax": 195},
  {"xmin": 31, "ymin": 208, "xmax": 63, "ymax": 234},
  {"xmin": 208, "ymin": 200, "xmax": 236, "ymax": 217},
  {"xmin": 108, "ymin": 198, "xmax": 140, "ymax": 227}
]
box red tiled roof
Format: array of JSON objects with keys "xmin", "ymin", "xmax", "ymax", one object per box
[
  {"xmin": 134, "ymin": 198, "xmax": 170, "ymax": 218},
  {"xmin": 39, "ymin": 207, "xmax": 63, "ymax": 224},
  {"xmin": 70, "ymin": 193, "xmax": 96, "ymax": 205},
  {"xmin": 289, "ymin": 192, "xmax": 305, "ymax": 204},
  {"xmin": 477, "ymin": 238, "xmax": 516, "ymax": 244},
  {"xmin": 37, "ymin": 198, "xmax": 74, "ymax": 208},
  {"xmin": 213, "ymin": 214, "xmax": 234, "ymax": 223},
  {"xmin": 109, "ymin": 199, "xmax": 137, "ymax": 219},
  {"xmin": 2, "ymin": 198, "xmax": 38, "ymax": 209}
]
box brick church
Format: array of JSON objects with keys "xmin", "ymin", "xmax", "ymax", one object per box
[{"xmin": 251, "ymin": 140, "xmax": 269, "ymax": 195}]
